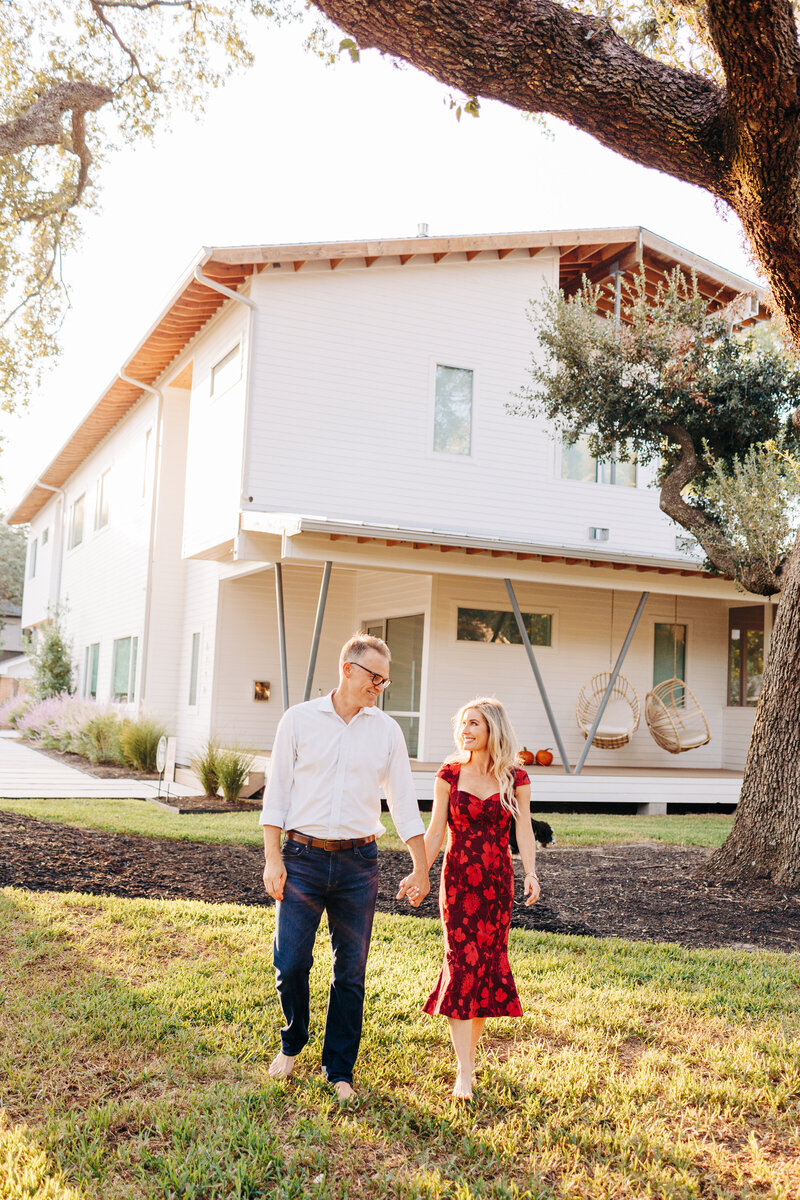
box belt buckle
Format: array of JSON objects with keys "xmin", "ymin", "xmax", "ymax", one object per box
[{"xmin": 323, "ymin": 838, "xmax": 339, "ymax": 852}]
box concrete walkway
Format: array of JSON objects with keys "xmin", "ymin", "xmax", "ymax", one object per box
[{"xmin": 0, "ymin": 731, "xmax": 196, "ymax": 799}]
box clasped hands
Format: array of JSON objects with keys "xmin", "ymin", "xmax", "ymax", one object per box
[{"xmin": 396, "ymin": 869, "xmax": 431, "ymax": 908}]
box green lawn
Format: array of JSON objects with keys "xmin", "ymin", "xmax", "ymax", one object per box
[
  {"xmin": 0, "ymin": 796, "xmax": 735, "ymax": 850},
  {"xmin": 1, "ymin": 886, "xmax": 798, "ymax": 1199}
]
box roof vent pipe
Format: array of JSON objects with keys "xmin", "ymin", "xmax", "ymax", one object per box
[{"xmin": 417, "ymin": 222, "xmax": 429, "ymax": 237}]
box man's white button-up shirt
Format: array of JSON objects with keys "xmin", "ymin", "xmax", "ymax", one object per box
[{"xmin": 259, "ymin": 692, "xmax": 425, "ymax": 843}]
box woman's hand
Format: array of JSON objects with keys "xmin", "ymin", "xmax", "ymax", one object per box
[{"xmin": 523, "ymin": 871, "xmax": 540, "ymax": 906}]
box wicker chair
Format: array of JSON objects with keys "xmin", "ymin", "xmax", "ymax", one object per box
[
  {"xmin": 576, "ymin": 672, "xmax": 641, "ymax": 750},
  {"xmin": 644, "ymin": 677, "xmax": 711, "ymax": 754}
]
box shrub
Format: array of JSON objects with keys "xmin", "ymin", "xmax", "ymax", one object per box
[
  {"xmin": 27, "ymin": 607, "xmax": 76, "ymax": 700},
  {"xmin": 190, "ymin": 740, "xmax": 222, "ymax": 797},
  {"xmin": 16, "ymin": 693, "xmax": 96, "ymax": 751},
  {"xmin": 119, "ymin": 716, "xmax": 166, "ymax": 773},
  {"xmin": 216, "ymin": 746, "xmax": 256, "ymax": 803},
  {"xmin": 0, "ymin": 694, "xmax": 33, "ymax": 729},
  {"xmin": 77, "ymin": 712, "xmax": 125, "ymax": 765}
]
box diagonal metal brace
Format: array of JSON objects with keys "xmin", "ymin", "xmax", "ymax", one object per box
[
  {"xmin": 505, "ymin": 578, "xmax": 572, "ymax": 775},
  {"xmin": 304, "ymin": 561, "xmax": 332, "ymax": 702}
]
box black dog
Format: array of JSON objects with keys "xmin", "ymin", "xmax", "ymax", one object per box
[{"xmin": 509, "ymin": 818, "xmax": 554, "ymax": 856}]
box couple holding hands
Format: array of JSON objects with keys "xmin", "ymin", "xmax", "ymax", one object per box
[{"xmin": 261, "ymin": 633, "xmax": 541, "ymax": 1102}]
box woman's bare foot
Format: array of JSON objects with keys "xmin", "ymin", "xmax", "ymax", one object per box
[
  {"xmin": 452, "ymin": 1070, "xmax": 473, "ymax": 1100},
  {"xmin": 268, "ymin": 1052, "xmax": 297, "ymax": 1080}
]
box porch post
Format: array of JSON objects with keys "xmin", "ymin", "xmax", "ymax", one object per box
[
  {"xmin": 275, "ymin": 563, "xmax": 290, "ymax": 712},
  {"xmin": 303, "ymin": 561, "xmax": 332, "ymax": 702},
  {"xmin": 504, "ymin": 578, "xmax": 572, "ymax": 775},
  {"xmin": 573, "ymin": 590, "xmax": 649, "ymax": 775}
]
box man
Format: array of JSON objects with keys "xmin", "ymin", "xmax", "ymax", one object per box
[{"xmin": 261, "ymin": 632, "xmax": 430, "ymax": 1103}]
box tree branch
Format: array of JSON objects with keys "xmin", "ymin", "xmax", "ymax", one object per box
[
  {"xmin": 311, "ymin": 0, "xmax": 730, "ymax": 192},
  {"xmin": 89, "ymin": 1, "xmax": 158, "ymax": 89},
  {"xmin": 0, "ymin": 81, "xmax": 112, "ymax": 159},
  {"xmin": 659, "ymin": 423, "xmax": 784, "ymax": 594}
]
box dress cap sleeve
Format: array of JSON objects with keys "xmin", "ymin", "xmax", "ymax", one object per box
[
  {"xmin": 436, "ymin": 762, "xmax": 459, "ymax": 784},
  {"xmin": 514, "ymin": 767, "xmax": 530, "ymax": 787}
]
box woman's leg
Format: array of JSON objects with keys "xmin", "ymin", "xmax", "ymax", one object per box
[
  {"xmin": 469, "ymin": 1017, "xmax": 487, "ymax": 1074},
  {"xmin": 447, "ymin": 1018, "xmax": 475, "ymax": 1097}
]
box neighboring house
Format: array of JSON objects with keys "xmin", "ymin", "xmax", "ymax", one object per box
[
  {"xmin": 0, "ymin": 601, "xmax": 32, "ymax": 702},
  {"xmin": 6, "ymin": 227, "xmax": 772, "ymax": 806}
]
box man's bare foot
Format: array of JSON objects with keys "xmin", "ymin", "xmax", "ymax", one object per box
[
  {"xmin": 452, "ymin": 1071, "xmax": 473, "ymax": 1100},
  {"xmin": 268, "ymin": 1052, "xmax": 297, "ymax": 1080},
  {"xmin": 334, "ymin": 1080, "xmax": 358, "ymax": 1104}
]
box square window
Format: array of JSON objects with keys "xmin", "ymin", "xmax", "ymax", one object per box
[
  {"xmin": 434, "ymin": 365, "xmax": 473, "ymax": 455},
  {"xmin": 561, "ymin": 436, "xmax": 636, "ymax": 486}
]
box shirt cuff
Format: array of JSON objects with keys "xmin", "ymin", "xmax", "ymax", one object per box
[
  {"xmin": 259, "ymin": 803, "xmax": 287, "ymax": 828},
  {"xmin": 395, "ymin": 814, "xmax": 425, "ymax": 843}
]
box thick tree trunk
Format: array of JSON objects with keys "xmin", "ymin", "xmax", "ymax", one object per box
[
  {"xmin": 309, "ymin": 0, "xmax": 800, "ymax": 887},
  {"xmin": 704, "ymin": 530, "xmax": 800, "ymax": 888}
]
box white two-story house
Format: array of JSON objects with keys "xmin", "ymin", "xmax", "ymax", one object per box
[{"xmin": 7, "ymin": 227, "xmax": 772, "ymax": 808}]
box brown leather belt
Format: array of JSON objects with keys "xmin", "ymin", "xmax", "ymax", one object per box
[{"xmin": 285, "ymin": 829, "xmax": 376, "ymax": 852}]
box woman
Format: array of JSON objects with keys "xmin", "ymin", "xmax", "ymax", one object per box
[{"xmin": 412, "ymin": 697, "xmax": 540, "ymax": 1099}]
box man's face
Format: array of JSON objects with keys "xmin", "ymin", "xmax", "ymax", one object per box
[{"xmin": 341, "ymin": 649, "xmax": 391, "ymax": 708}]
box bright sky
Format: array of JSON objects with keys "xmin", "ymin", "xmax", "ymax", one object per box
[{"xmin": 0, "ymin": 20, "xmax": 761, "ymax": 516}]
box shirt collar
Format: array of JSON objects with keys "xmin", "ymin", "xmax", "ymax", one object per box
[{"xmin": 320, "ymin": 689, "xmax": 378, "ymax": 718}]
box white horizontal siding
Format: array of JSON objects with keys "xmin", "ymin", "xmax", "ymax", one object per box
[{"xmin": 722, "ymin": 707, "xmax": 757, "ymax": 770}]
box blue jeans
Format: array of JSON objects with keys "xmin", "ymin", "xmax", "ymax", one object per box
[{"xmin": 273, "ymin": 838, "xmax": 380, "ymax": 1084}]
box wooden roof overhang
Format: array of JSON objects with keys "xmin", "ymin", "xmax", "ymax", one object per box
[{"xmin": 7, "ymin": 227, "xmax": 766, "ymax": 526}]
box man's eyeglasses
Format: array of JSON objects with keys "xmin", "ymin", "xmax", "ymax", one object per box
[{"xmin": 347, "ymin": 661, "xmax": 391, "ymax": 690}]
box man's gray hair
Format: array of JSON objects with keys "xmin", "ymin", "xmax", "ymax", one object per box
[{"xmin": 339, "ymin": 632, "xmax": 390, "ymax": 670}]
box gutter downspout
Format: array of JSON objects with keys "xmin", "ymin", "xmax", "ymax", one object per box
[
  {"xmin": 119, "ymin": 368, "xmax": 163, "ymax": 708},
  {"xmin": 35, "ymin": 481, "xmax": 66, "ymax": 612}
]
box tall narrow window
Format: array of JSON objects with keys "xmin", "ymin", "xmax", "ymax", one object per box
[
  {"xmin": 188, "ymin": 632, "xmax": 200, "ymax": 705},
  {"xmin": 654, "ymin": 623, "xmax": 686, "ymax": 704},
  {"xmin": 95, "ymin": 469, "xmax": 110, "ymax": 529},
  {"xmin": 69, "ymin": 495, "xmax": 85, "ymax": 548},
  {"xmin": 42, "ymin": 527, "xmax": 49, "ymax": 546},
  {"xmin": 112, "ymin": 636, "xmax": 138, "ymax": 703},
  {"xmin": 211, "ymin": 344, "xmax": 241, "ymax": 396},
  {"xmin": 562, "ymin": 436, "xmax": 637, "ymax": 486},
  {"xmin": 28, "ymin": 538, "xmax": 38, "ymax": 579},
  {"xmin": 434, "ymin": 365, "xmax": 473, "ymax": 455},
  {"xmin": 728, "ymin": 606, "xmax": 764, "ymax": 707},
  {"xmin": 83, "ymin": 643, "xmax": 100, "ymax": 699}
]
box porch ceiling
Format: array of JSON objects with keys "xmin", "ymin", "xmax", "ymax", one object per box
[{"xmin": 7, "ymin": 226, "xmax": 766, "ymax": 527}]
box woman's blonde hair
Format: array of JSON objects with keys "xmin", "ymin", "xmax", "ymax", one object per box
[{"xmin": 451, "ymin": 696, "xmax": 520, "ymax": 816}]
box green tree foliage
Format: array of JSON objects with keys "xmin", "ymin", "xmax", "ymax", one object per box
[
  {"xmin": 514, "ymin": 270, "xmax": 800, "ymax": 594},
  {"xmin": 27, "ymin": 606, "xmax": 76, "ymax": 698},
  {"xmin": 0, "ymin": 0, "xmax": 293, "ymax": 409},
  {"xmin": 0, "ymin": 514, "xmax": 26, "ymax": 620}
]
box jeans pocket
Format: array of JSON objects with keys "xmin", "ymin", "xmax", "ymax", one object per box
[
  {"xmin": 354, "ymin": 840, "xmax": 378, "ymax": 862},
  {"xmin": 282, "ymin": 840, "xmax": 307, "ymax": 857}
]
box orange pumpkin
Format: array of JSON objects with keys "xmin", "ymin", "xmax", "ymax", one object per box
[
  {"xmin": 535, "ymin": 748, "xmax": 554, "ymax": 767},
  {"xmin": 518, "ymin": 747, "xmax": 535, "ymax": 766}
]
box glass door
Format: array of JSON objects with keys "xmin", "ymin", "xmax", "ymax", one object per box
[{"xmin": 366, "ymin": 614, "xmax": 424, "ymax": 757}]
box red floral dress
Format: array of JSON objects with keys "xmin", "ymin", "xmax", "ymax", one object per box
[{"xmin": 423, "ymin": 763, "xmax": 529, "ymax": 1019}]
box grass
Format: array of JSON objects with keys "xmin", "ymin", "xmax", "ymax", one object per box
[
  {"xmin": 0, "ymin": 796, "xmax": 735, "ymax": 850},
  {"xmin": 1, "ymin": 885, "xmax": 799, "ymax": 1199}
]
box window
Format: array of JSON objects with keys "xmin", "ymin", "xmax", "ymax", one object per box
[
  {"xmin": 653, "ymin": 623, "xmax": 687, "ymax": 703},
  {"xmin": 211, "ymin": 344, "xmax": 241, "ymax": 396},
  {"xmin": 457, "ymin": 607, "xmax": 551, "ymax": 646},
  {"xmin": 434, "ymin": 365, "xmax": 473, "ymax": 455},
  {"xmin": 188, "ymin": 632, "xmax": 200, "ymax": 706},
  {"xmin": 112, "ymin": 636, "xmax": 138, "ymax": 703},
  {"xmin": 83, "ymin": 643, "xmax": 100, "ymax": 699},
  {"xmin": 69, "ymin": 494, "xmax": 85, "ymax": 548},
  {"xmin": 28, "ymin": 538, "xmax": 37, "ymax": 579},
  {"xmin": 95, "ymin": 469, "xmax": 110, "ymax": 529},
  {"xmin": 561, "ymin": 436, "xmax": 637, "ymax": 486},
  {"xmin": 42, "ymin": 527, "xmax": 49, "ymax": 546},
  {"xmin": 728, "ymin": 606, "xmax": 765, "ymax": 707},
  {"xmin": 142, "ymin": 429, "xmax": 152, "ymax": 499}
]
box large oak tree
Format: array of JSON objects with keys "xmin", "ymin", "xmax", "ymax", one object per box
[{"xmin": 307, "ymin": 0, "xmax": 800, "ymax": 887}]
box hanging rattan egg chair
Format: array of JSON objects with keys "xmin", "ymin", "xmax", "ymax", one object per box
[
  {"xmin": 576, "ymin": 672, "xmax": 641, "ymax": 750},
  {"xmin": 644, "ymin": 677, "xmax": 711, "ymax": 754}
]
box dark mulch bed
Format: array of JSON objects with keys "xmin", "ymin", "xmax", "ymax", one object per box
[
  {"xmin": 2, "ymin": 811, "xmax": 800, "ymax": 952},
  {"xmin": 155, "ymin": 794, "xmax": 262, "ymax": 814}
]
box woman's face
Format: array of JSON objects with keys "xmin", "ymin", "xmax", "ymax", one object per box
[{"xmin": 459, "ymin": 708, "xmax": 489, "ymax": 754}]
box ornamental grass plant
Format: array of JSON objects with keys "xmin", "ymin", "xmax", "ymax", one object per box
[
  {"xmin": 118, "ymin": 716, "xmax": 166, "ymax": 773},
  {"xmin": 216, "ymin": 745, "xmax": 256, "ymax": 802},
  {"xmin": 190, "ymin": 739, "xmax": 222, "ymax": 797}
]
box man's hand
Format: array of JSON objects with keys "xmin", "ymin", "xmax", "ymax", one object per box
[
  {"xmin": 263, "ymin": 854, "xmax": 287, "ymax": 901},
  {"xmin": 396, "ymin": 868, "xmax": 430, "ymax": 908}
]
